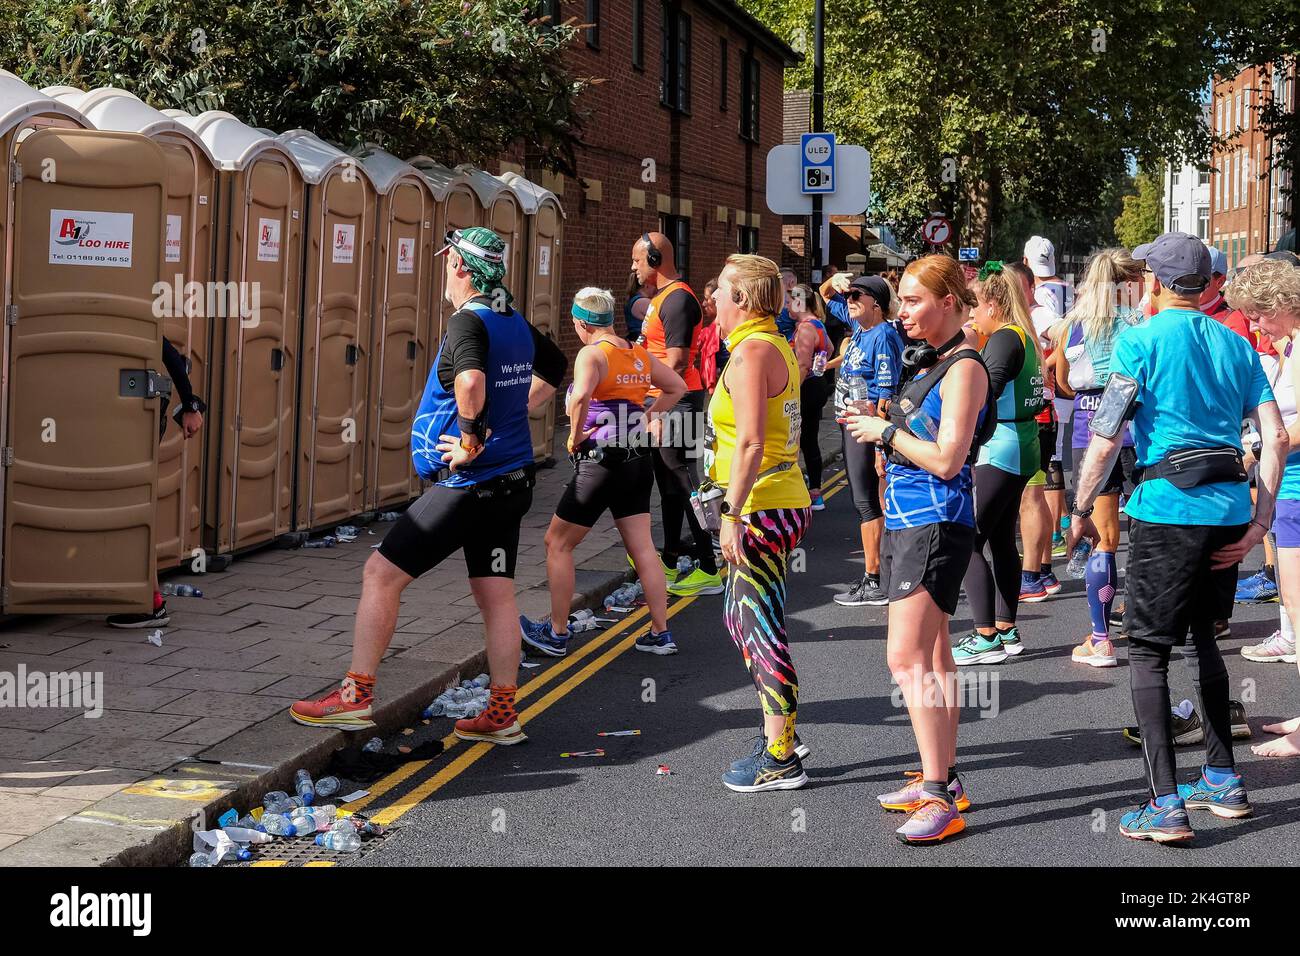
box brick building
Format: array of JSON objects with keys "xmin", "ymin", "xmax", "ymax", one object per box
[
  {"xmin": 500, "ymin": 1, "xmax": 797, "ymax": 361},
  {"xmin": 1209, "ymin": 62, "xmax": 1296, "ymax": 266}
]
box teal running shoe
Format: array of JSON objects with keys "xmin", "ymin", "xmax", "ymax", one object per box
[
  {"xmin": 1177, "ymin": 767, "xmax": 1252, "ymax": 819},
  {"xmin": 998, "ymin": 625, "xmax": 1024, "ymax": 656},
  {"xmin": 1118, "ymin": 797, "xmax": 1194, "ymax": 843},
  {"xmin": 953, "ymin": 631, "xmax": 1009, "ymax": 665}
]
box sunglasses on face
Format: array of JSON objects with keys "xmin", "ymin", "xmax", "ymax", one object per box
[{"xmin": 846, "ymin": 290, "xmax": 867, "ymax": 301}]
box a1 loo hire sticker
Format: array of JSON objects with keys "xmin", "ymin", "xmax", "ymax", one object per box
[
  {"xmin": 257, "ymin": 217, "xmax": 281, "ymax": 262},
  {"xmin": 396, "ymin": 237, "xmax": 415, "ymax": 275},
  {"xmin": 332, "ymin": 224, "xmax": 356, "ymax": 264},
  {"xmin": 165, "ymin": 214, "xmax": 182, "ymax": 263},
  {"xmin": 49, "ymin": 209, "xmax": 135, "ymax": 268}
]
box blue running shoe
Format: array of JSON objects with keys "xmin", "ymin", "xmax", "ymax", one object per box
[
  {"xmin": 1039, "ymin": 570, "xmax": 1062, "ymax": 595},
  {"xmin": 1235, "ymin": 570, "xmax": 1279, "ymax": 603},
  {"xmin": 722, "ymin": 747, "xmax": 808, "ymax": 792},
  {"xmin": 731, "ymin": 732, "xmax": 809, "ymax": 770},
  {"xmin": 810, "ymin": 495, "xmax": 826, "ymax": 511},
  {"xmin": 518, "ymin": 615, "xmax": 568, "ymax": 658},
  {"xmin": 1118, "ymin": 797, "xmax": 1194, "ymax": 843},
  {"xmin": 1177, "ymin": 767, "xmax": 1253, "ymax": 819},
  {"xmin": 635, "ymin": 629, "xmax": 677, "ymax": 655}
]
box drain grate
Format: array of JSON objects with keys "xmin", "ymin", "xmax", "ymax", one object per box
[{"xmin": 233, "ymin": 826, "xmax": 397, "ymax": 867}]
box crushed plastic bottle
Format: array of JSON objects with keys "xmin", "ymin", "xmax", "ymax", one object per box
[
  {"xmin": 303, "ymin": 536, "xmax": 337, "ymax": 549},
  {"xmin": 377, "ymin": 511, "xmax": 403, "ymax": 522},
  {"xmin": 314, "ymin": 776, "xmax": 340, "ymax": 799},
  {"xmin": 422, "ymin": 679, "xmax": 490, "ymax": 719},
  {"xmin": 293, "ymin": 769, "xmax": 316, "ymax": 806},
  {"xmin": 334, "ymin": 525, "xmax": 359, "ymax": 542},
  {"xmin": 221, "ymin": 826, "xmax": 272, "ymax": 845},
  {"xmin": 257, "ymin": 812, "xmax": 299, "ymax": 838},
  {"xmin": 263, "ymin": 792, "xmax": 306, "ymax": 814},
  {"xmin": 315, "ymin": 828, "xmax": 361, "ymax": 852},
  {"xmin": 289, "ymin": 804, "xmax": 337, "ymax": 833},
  {"xmin": 363, "ymin": 736, "xmax": 384, "ymax": 752},
  {"xmin": 188, "ymin": 851, "xmax": 213, "ymax": 867},
  {"xmin": 1066, "ymin": 540, "xmax": 1092, "ymax": 579},
  {"xmin": 603, "ymin": 581, "xmax": 644, "ymax": 611},
  {"xmin": 147, "ymin": 629, "xmax": 163, "ymax": 647},
  {"xmin": 161, "ymin": 583, "xmax": 203, "ymax": 598}
]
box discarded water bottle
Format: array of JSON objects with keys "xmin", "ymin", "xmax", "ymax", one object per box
[
  {"xmin": 293, "ymin": 769, "xmax": 316, "ymax": 806},
  {"xmin": 812, "ymin": 350, "xmax": 828, "ymax": 376},
  {"xmin": 264, "ymin": 794, "xmax": 305, "ymax": 814},
  {"xmin": 316, "ymin": 828, "xmax": 361, "ymax": 852},
  {"xmin": 257, "ymin": 813, "xmax": 299, "ymax": 838},
  {"xmin": 188, "ymin": 851, "xmax": 213, "ymax": 867},
  {"xmin": 676, "ymin": 556, "xmax": 695, "ymax": 576},
  {"xmin": 236, "ymin": 813, "xmax": 259, "ymax": 830},
  {"xmin": 377, "ymin": 511, "xmax": 403, "ymax": 522},
  {"xmin": 236, "ymin": 846, "xmax": 253, "ymax": 861},
  {"xmin": 303, "ymin": 536, "xmax": 336, "ymax": 549},
  {"xmin": 161, "ymin": 582, "xmax": 203, "ymax": 598},
  {"xmin": 290, "ymin": 805, "xmax": 336, "ymax": 833},
  {"xmin": 314, "ymin": 776, "xmax": 340, "ymax": 799},
  {"xmin": 363, "ymin": 737, "xmax": 383, "ymax": 753},
  {"xmin": 263, "ymin": 790, "xmax": 290, "ymax": 810},
  {"xmin": 1066, "ymin": 540, "xmax": 1092, "ymax": 579},
  {"xmin": 471, "ymin": 673, "xmax": 490, "ymax": 688},
  {"xmin": 335, "ymin": 525, "xmax": 359, "ymax": 541},
  {"xmin": 444, "ymin": 701, "xmax": 472, "ymax": 719},
  {"xmin": 571, "ymin": 609, "xmax": 594, "ymax": 623}
]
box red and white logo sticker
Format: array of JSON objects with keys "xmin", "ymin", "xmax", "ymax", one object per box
[
  {"xmin": 396, "ymin": 237, "xmax": 415, "ymax": 275},
  {"xmin": 257, "ymin": 217, "xmax": 281, "ymax": 262},
  {"xmin": 331, "ymin": 224, "xmax": 356, "ymax": 264},
  {"xmin": 165, "ymin": 214, "xmax": 182, "ymax": 263},
  {"xmin": 49, "ymin": 209, "xmax": 135, "ymax": 268}
]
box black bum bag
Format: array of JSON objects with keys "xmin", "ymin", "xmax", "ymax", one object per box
[{"xmin": 1134, "ymin": 447, "xmax": 1247, "ymax": 490}]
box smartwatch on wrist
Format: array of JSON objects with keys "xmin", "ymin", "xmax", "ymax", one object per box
[
  {"xmin": 1071, "ymin": 504, "xmax": 1094, "ymax": 520},
  {"xmin": 880, "ymin": 423, "xmax": 899, "ymax": 448}
]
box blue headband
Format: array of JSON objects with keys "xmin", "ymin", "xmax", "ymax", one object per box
[{"xmin": 572, "ymin": 303, "xmax": 614, "ymax": 326}]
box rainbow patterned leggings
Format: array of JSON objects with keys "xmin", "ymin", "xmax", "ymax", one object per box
[{"xmin": 724, "ymin": 507, "xmax": 812, "ymax": 719}]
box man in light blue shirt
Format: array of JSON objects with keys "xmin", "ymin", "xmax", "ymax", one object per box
[{"xmin": 1069, "ymin": 232, "xmax": 1288, "ymax": 844}]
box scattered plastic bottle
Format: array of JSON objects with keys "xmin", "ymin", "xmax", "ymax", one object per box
[
  {"xmin": 264, "ymin": 794, "xmax": 305, "ymax": 814},
  {"xmin": 377, "ymin": 511, "xmax": 403, "ymax": 522},
  {"xmin": 316, "ymin": 828, "xmax": 361, "ymax": 852},
  {"xmin": 470, "ymin": 673, "xmax": 490, "ymax": 689},
  {"xmin": 334, "ymin": 525, "xmax": 359, "ymax": 541},
  {"xmin": 604, "ymin": 582, "xmax": 642, "ymax": 611},
  {"xmin": 363, "ymin": 737, "xmax": 383, "ymax": 753},
  {"xmin": 257, "ymin": 813, "xmax": 299, "ymax": 838},
  {"xmin": 812, "ymin": 350, "xmax": 828, "ymax": 376},
  {"xmin": 188, "ymin": 851, "xmax": 213, "ymax": 867},
  {"xmin": 161, "ymin": 583, "xmax": 203, "ymax": 598},
  {"xmin": 314, "ymin": 776, "xmax": 340, "ymax": 799},
  {"xmin": 262, "ymin": 790, "xmax": 290, "ymax": 809},
  {"xmin": 293, "ymin": 769, "xmax": 316, "ymax": 806},
  {"xmin": 236, "ymin": 846, "xmax": 253, "ymax": 861},
  {"xmin": 303, "ymin": 536, "xmax": 337, "ymax": 549},
  {"xmin": 290, "ymin": 804, "xmax": 337, "ymax": 833},
  {"xmin": 1066, "ymin": 540, "xmax": 1093, "ymax": 579},
  {"xmin": 236, "ymin": 813, "xmax": 259, "ymax": 830}
]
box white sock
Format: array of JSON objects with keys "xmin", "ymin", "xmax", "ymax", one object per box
[{"xmin": 1281, "ymin": 603, "xmax": 1295, "ymax": 643}]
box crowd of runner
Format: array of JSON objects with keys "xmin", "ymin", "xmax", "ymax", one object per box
[{"xmin": 286, "ymin": 223, "xmax": 1300, "ymax": 846}]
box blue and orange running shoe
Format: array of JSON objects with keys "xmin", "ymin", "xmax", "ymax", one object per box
[
  {"xmin": 1018, "ymin": 572, "xmax": 1048, "ymax": 603},
  {"xmin": 1039, "ymin": 570, "xmax": 1062, "ymax": 595},
  {"xmin": 896, "ymin": 797, "xmax": 966, "ymax": 844},
  {"xmin": 1118, "ymin": 796, "xmax": 1194, "ymax": 843},
  {"xmin": 878, "ymin": 770, "xmax": 971, "ymax": 812},
  {"xmin": 1177, "ymin": 767, "xmax": 1252, "ymax": 819}
]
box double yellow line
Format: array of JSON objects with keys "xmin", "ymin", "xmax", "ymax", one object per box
[{"xmin": 353, "ymin": 467, "xmax": 847, "ymax": 828}]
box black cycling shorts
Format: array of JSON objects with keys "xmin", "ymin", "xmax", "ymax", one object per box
[
  {"xmin": 378, "ymin": 472, "xmax": 534, "ymax": 579},
  {"xmin": 1124, "ymin": 519, "xmax": 1246, "ymax": 646},
  {"xmin": 881, "ymin": 522, "xmax": 977, "ymax": 616},
  {"xmin": 556, "ymin": 452, "xmax": 654, "ymax": 528},
  {"xmin": 1100, "ymin": 446, "xmax": 1138, "ymax": 496}
]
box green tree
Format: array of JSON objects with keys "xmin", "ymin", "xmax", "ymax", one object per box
[
  {"xmin": 0, "ymin": 0, "xmax": 589, "ymax": 173},
  {"xmin": 1113, "ymin": 169, "xmax": 1164, "ymax": 249}
]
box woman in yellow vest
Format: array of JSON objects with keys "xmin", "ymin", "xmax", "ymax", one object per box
[{"xmin": 707, "ymin": 254, "xmax": 814, "ymax": 793}]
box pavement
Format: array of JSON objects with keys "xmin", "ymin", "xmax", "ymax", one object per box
[
  {"xmin": 326, "ymin": 473, "xmax": 1300, "ymax": 868},
  {"xmin": 0, "ymin": 417, "xmax": 844, "ymax": 866}
]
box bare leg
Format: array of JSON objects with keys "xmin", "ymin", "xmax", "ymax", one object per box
[
  {"xmin": 349, "ymin": 552, "xmax": 415, "ymax": 676},
  {"xmin": 887, "ymin": 587, "xmax": 952, "ymax": 782},
  {"xmin": 543, "ymin": 516, "xmax": 589, "ymax": 631},
  {"xmin": 1019, "ymin": 484, "xmax": 1051, "ymax": 573},
  {"xmin": 1254, "ymin": 545, "xmax": 1300, "ymax": 757},
  {"xmin": 931, "ymin": 615, "xmax": 959, "ymax": 767},
  {"xmin": 863, "ymin": 517, "xmax": 883, "ymax": 576},
  {"xmin": 618, "ymin": 513, "xmax": 669, "ymax": 634},
  {"xmin": 470, "ymin": 576, "xmax": 522, "ymax": 689}
]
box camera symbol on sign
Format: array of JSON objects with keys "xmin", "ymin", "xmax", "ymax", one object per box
[{"xmin": 806, "ymin": 168, "xmax": 832, "ymax": 189}]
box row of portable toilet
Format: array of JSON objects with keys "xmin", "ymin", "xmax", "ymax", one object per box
[{"xmin": 0, "ymin": 70, "xmax": 563, "ymax": 615}]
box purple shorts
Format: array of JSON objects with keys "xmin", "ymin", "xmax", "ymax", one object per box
[{"xmin": 1273, "ymin": 499, "xmax": 1300, "ymax": 549}]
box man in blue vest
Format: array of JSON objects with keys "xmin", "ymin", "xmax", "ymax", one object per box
[{"xmin": 291, "ymin": 227, "xmax": 566, "ymax": 745}]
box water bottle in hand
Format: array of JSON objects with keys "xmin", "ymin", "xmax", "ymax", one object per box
[
  {"xmin": 1066, "ymin": 540, "xmax": 1092, "ymax": 579},
  {"xmin": 812, "ymin": 350, "xmax": 828, "ymax": 376}
]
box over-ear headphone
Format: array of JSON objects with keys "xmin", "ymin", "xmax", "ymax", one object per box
[
  {"xmin": 642, "ymin": 232, "xmax": 662, "ymax": 268},
  {"xmin": 902, "ymin": 330, "xmax": 966, "ymax": 373}
]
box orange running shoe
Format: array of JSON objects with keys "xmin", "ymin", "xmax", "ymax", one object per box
[
  {"xmin": 896, "ymin": 796, "xmax": 967, "ymax": 844},
  {"xmin": 1071, "ymin": 635, "xmax": 1117, "ymax": 667},
  {"xmin": 289, "ymin": 677, "xmax": 375, "ymax": 730}
]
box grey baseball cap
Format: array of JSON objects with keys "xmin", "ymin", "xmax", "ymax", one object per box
[
  {"xmin": 1205, "ymin": 242, "xmax": 1228, "ymax": 277},
  {"xmin": 1132, "ymin": 232, "xmax": 1211, "ymax": 294}
]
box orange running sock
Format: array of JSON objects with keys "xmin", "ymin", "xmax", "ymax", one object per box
[
  {"xmin": 343, "ymin": 671, "xmax": 375, "ymax": 703},
  {"xmin": 484, "ymin": 685, "xmax": 518, "ymax": 725}
]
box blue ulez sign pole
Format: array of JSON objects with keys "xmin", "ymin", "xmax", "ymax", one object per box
[{"xmin": 810, "ymin": 0, "xmax": 824, "ymax": 283}]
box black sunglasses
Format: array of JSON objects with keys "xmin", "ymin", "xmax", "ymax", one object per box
[{"xmin": 846, "ymin": 289, "xmax": 867, "ymax": 300}]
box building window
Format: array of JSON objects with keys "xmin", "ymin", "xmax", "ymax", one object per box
[
  {"xmin": 585, "ymin": 0, "xmax": 600, "ymax": 49},
  {"xmin": 1198, "ymin": 168, "xmax": 1211, "ymax": 187},
  {"xmin": 632, "ymin": 0, "xmax": 644, "ymax": 69},
  {"xmin": 1170, "ymin": 207, "xmax": 1180, "ymax": 234},
  {"xmin": 720, "ymin": 38, "xmax": 729, "ymax": 112},
  {"xmin": 660, "ymin": 4, "xmax": 692, "ymax": 113},
  {"xmin": 1196, "ymin": 206, "xmax": 1209, "ymax": 240},
  {"xmin": 739, "ymin": 225, "xmax": 758, "ymax": 253},
  {"xmin": 740, "ymin": 49, "xmax": 760, "ymax": 142},
  {"xmin": 1171, "ymin": 166, "xmax": 1180, "ymax": 187},
  {"xmin": 535, "ymin": 0, "xmax": 559, "ymax": 28},
  {"xmin": 660, "ymin": 213, "xmax": 690, "ymax": 279}
]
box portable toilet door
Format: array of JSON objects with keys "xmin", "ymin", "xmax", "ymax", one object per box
[
  {"xmin": 176, "ymin": 111, "xmax": 305, "ymax": 555},
  {"xmin": 278, "ymin": 130, "xmax": 377, "ymax": 531},
  {"xmin": 456, "ymin": 164, "xmax": 527, "ymax": 303},
  {"xmin": 1, "ymin": 85, "xmax": 169, "ymax": 612},
  {"xmin": 58, "ymin": 88, "xmax": 220, "ymax": 574},
  {"xmin": 500, "ymin": 172, "xmax": 565, "ymax": 462},
  {"xmin": 353, "ymin": 146, "xmax": 435, "ymax": 509}
]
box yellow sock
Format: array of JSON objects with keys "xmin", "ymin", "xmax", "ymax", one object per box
[{"xmin": 767, "ymin": 714, "xmax": 796, "ymax": 760}]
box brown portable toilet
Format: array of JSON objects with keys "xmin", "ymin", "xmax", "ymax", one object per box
[
  {"xmin": 1, "ymin": 74, "xmax": 170, "ymax": 613},
  {"xmin": 499, "ymin": 171, "xmax": 565, "ymax": 461},
  {"xmin": 173, "ymin": 110, "xmax": 306, "ymax": 557},
  {"xmin": 352, "ymin": 145, "xmax": 436, "ymax": 509},
  {"xmin": 50, "ymin": 87, "xmax": 220, "ymax": 574},
  {"xmin": 277, "ymin": 130, "xmax": 377, "ymax": 531},
  {"xmin": 456, "ymin": 165, "xmax": 527, "ymax": 302}
]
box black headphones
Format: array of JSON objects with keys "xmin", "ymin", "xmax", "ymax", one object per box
[
  {"xmin": 642, "ymin": 232, "xmax": 662, "ymax": 268},
  {"xmin": 902, "ymin": 330, "xmax": 966, "ymax": 374}
]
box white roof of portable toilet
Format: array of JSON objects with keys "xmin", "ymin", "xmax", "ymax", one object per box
[
  {"xmin": 497, "ymin": 171, "xmax": 566, "ymax": 218},
  {"xmin": 352, "ymin": 144, "xmax": 423, "ymax": 195},
  {"xmin": 455, "ymin": 164, "xmax": 508, "ymax": 207},
  {"xmin": 174, "ymin": 110, "xmax": 301, "ymax": 173},
  {"xmin": 45, "ymin": 87, "xmax": 218, "ymax": 166},
  {"xmin": 0, "ymin": 70, "xmax": 87, "ymax": 138},
  {"xmin": 278, "ymin": 129, "xmax": 374, "ymax": 188},
  {"xmin": 407, "ymin": 155, "xmax": 470, "ymax": 202}
]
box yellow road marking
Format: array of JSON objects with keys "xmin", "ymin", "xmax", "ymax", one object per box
[
  {"xmin": 250, "ymin": 860, "xmax": 286, "ymax": 867},
  {"xmin": 302, "ymin": 861, "xmax": 337, "ymax": 867},
  {"xmin": 369, "ymin": 594, "xmax": 703, "ymax": 827},
  {"xmin": 122, "ymin": 779, "xmax": 228, "ymax": 801}
]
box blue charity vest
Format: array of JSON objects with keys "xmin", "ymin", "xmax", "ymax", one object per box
[{"xmin": 411, "ymin": 301, "xmax": 536, "ymax": 487}]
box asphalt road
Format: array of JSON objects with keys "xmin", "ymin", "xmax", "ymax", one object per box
[{"xmin": 344, "ymin": 470, "xmax": 1300, "ymax": 867}]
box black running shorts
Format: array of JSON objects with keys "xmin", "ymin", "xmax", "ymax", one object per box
[
  {"xmin": 881, "ymin": 522, "xmax": 977, "ymax": 615},
  {"xmin": 556, "ymin": 452, "xmax": 654, "ymax": 527},
  {"xmin": 378, "ymin": 473, "xmax": 534, "ymax": 579}
]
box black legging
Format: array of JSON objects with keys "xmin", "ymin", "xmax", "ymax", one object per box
[
  {"xmin": 799, "ymin": 377, "xmax": 832, "ymax": 489},
  {"xmin": 963, "ymin": 464, "xmax": 1031, "ymax": 629},
  {"xmin": 651, "ymin": 390, "xmax": 718, "ymax": 575},
  {"xmin": 1129, "ymin": 630, "xmax": 1234, "ymax": 799},
  {"xmin": 840, "ymin": 422, "xmax": 881, "ymax": 523}
]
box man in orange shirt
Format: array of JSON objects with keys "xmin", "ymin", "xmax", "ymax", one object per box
[{"xmin": 630, "ymin": 232, "xmax": 723, "ymax": 596}]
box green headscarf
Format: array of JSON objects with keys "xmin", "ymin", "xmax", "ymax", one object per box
[{"xmin": 447, "ymin": 226, "xmax": 513, "ymax": 308}]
